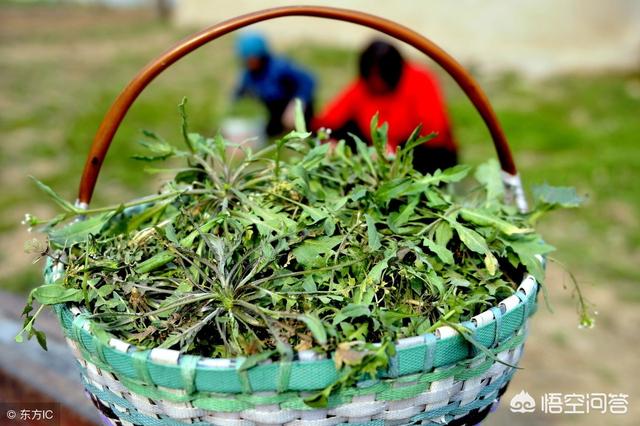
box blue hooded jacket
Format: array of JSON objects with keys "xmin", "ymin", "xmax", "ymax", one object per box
[{"xmin": 235, "ymin": 33, "xmax": 315, "ymax": 105}]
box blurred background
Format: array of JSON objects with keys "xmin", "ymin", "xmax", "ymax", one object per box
[{"xmin": 0, "ymin": 0, "xmax": 638, "ymax": 425}]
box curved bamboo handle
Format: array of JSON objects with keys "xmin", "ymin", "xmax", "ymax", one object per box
[{"xmin": 77, "ymin": 5, "xmax": 517, "ymax": 206}]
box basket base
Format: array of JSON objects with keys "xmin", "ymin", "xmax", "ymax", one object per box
[
  {"xmin": 446, "ymin": 382, "xmax": 508, "ymax": 426},
  {"xmin": 86, "ymin": 384, "xmax": 508, "ymax": 426}
]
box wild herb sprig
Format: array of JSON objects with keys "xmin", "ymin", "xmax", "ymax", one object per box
[{"xmin": 18, "ymin": 102, "xmax": 590, "ymax": 405}]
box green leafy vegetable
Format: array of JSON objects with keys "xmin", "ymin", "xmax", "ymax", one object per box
[{"xmin": 18, "ymin": 104, "xmax": 591, "ymax": 407}]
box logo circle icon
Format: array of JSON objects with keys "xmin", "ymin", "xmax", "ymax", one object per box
[
  {"xmin": 6, "ymin": 410, "xmax": 16, "ymax": 420},
  {"xmin": 510, "ymin": 390, "xmax": 536, "ymax": 413}
]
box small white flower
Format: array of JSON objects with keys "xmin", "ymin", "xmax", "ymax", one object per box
[{"xmin": 21, "ymin": 213, "xmax": 33, "ymax": 226}]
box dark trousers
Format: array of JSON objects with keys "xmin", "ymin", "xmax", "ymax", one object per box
[
  {"xmin": 330, "ymin": 119, "xmax": 458, "ymax": 175},
  {"xmin": 412, "ymin": 145, "xmax": 458, "ymax": 175}
]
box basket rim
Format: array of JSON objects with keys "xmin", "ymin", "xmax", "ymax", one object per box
[{"xmin": 47, "ymin": 257, "xmax": 538, "ymax": 394}]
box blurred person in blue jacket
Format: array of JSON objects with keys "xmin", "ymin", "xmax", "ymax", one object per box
[{"xmin": 234, "ymin": 32, "xmax": 316, "ymax": 136}]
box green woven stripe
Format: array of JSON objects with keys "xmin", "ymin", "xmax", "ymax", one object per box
[
  {"xmin": 192, "ymin": 395, "xmax": 251, "ymax": 412},
  {"xmin": 397, "ymin": 345, "xmax": 427, "ymax": 376},
  {"xmin": 453, "ymin": 358, "xmax": 494, "ymax": 381},
  {"xmin": 63, "ymin": 310, "xmax": 531, "ymax": 394},
  {"xmin": 74, "ymin": 331, "xmax": 523, "ymax": 412},
  {"xmin": 410, "ymin": 370, "xmax": 513, "ymax": 423},
  {"xmin": 48, "ymin": 258, "xmax": 537, "ymax": 395},
  {"xmin": 132, "ymin": 351, "xmax": 154, "ymax": 384},
  {"xmin": 83, "ymin": 380, "xmax": 209, "ymax": 426},
  {"xmin": 281, "ymin": 374, "xmax": 514, "ymax": 425},
  {"xmin": 376, "ymin": 381, "xmax": 427, "ymax": 401},
  {"xmin": 115, "ymin": 374, "xmax": 193, "ymax": 404},
  {"xmin": 338, "ymin": 380, "xmax": 387, "ymax": 398},
  {"xmin": 376, "ymin": 374, "xmax": 510, "ymax": 426},
  {"xmin": 179, "ymin": 355, "xmax": 199, "ymax": 395},
  {"xmin": 62, "ymin": 306, "xmax": 525, "ymax": 393},
  {"xmin": 286, "ymin": 358, "xmax": 340, "ymax": 390}
]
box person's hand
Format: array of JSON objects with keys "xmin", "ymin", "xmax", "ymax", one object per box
[{"xmin": 281, "ymin": 99, "xmax": 300, "ymax": 130}]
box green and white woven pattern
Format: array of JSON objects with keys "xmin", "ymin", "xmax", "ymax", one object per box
[{"xmin": 47, "ymin": 257, "xmax": 538, "ymax": 426}]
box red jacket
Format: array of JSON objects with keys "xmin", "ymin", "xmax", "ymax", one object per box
[{"xmin": 313, "ymin": 63, "xmax": 456, "ymax": 154}]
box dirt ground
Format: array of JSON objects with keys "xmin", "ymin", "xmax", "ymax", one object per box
[{"xmin": 489, "ymin": 264, "xmax": 640, "ymax": 425}]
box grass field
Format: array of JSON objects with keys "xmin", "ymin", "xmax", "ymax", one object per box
[{"xmin": 1, "ymin": 4, "xmax": 639, "ymax": 425}]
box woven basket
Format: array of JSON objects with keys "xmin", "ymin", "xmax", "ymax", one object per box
[{"xmin": 49, "ymin": 6, "xmax": 539, "ymax": 426}]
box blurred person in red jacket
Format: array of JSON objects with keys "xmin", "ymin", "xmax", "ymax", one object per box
[{"xmin": 313, "ymin": 40, "xmax": 458, "ymax": 174}]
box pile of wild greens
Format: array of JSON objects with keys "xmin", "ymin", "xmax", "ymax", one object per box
[{"xmin": 18, "ymin": 102, "xmax": 590, "ymax": 389}]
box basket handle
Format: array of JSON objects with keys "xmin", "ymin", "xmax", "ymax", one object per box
[{"xmin": 77, "ymin": 5, "xmax": 518, "ymax": 206}]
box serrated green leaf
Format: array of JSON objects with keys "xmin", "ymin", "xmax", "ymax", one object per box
[
  {"xmin": 366, "ymin": 257, "xmax": 389, "ymax": 284},
  {"xmin": 434, "ymin": 221, "xmax": 453, "ymax": 247},
  {"xmin": 292, "ymin": 236, "xmax": 343, "ymax": 267},
  {"xmin": 419, "ymin": 165, "xmax": 471, "ymax": 185},
  {"xmin": 48, "ymin": 212, "xmax": 115, "ymax": 246},
  {"xmin": 302, "ymin": 275, "xmax": 317, "ymax": 293},
  {"xmin": 533, "ymin": 184, "xmax": 583, "ymax": 208},
  {"xmin": 96, "ymin": 284, "xmax": 115, "ymax": 298},
  {"xmin": 375, "ymin": 177, "xmax": 412, "ymax": 202},
  {"xmin": 485, "ymin": 280, "xmax": 512, "ymax": 296},
  {"xmin": 423, "ymin": 238, "xmax": 454, "ymax": 264},
  {"xmin": 323, "ymin": 217, "xmax": 336, "ymax": 236},
  {"xmin": 376, "ymin": 166, "xmax": 470, "ymax": 203},
  {"xmin": 298, "ymin": 313, "xmax": 327, "ymax": 345},
  {"xmin": 32, "ymin": 285, "xmax": 84, "ymax": 305},
  {"xmin": 460, "ymin": 208, "xmax": 532, "ymax": 235},
  {"xmin": 389, "ymin": 198, "xmax": 418, "ymax": 231},
  {"xmin": 301, "ymin": 204, "xmax": 327, "ymax": 223},
  {"xmin": 176, "ymin": 281, "xmax": 193, "ymax": 293},
  {"xmin": 378, "ymin": 309, "xmax": 414, "ymax": 331},
  {"xmin": 508, "ymin": 239, "xmax": 555, "ymax": 282},
  {"xmin": 451, "ymin": 222, "xmax": 490, "ymax": 255},
  {"xmin": 282, "ymin": 129, "xmax": 312, "ymax": 142},
  {"xmin": 299, "ymin": 142, "xmax": 330, "ymax": 170},
  {"xmin": 365, "ymin": 214, "xmax": 381, "ymax": 251},
  {"xmin": 475, "ymin": 159, "xmax": 504, "ymax": 201},
  {"xmin": 333, "ymin": 304, "xmax": 371, "ymax": 325},
  {"xmin": 133, "ymin": 135, "xmax": 175, "ymax": 161}
]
